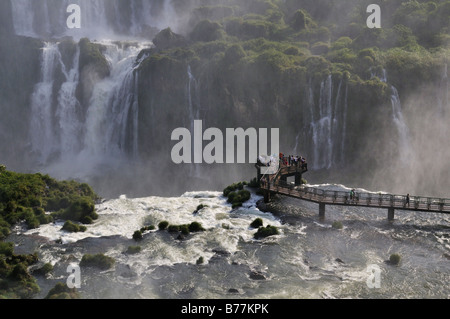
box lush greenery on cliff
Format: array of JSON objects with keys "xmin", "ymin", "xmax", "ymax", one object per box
[{"xmin": 136, "ymin": 0, "xmax": 449, "ymax": 194}]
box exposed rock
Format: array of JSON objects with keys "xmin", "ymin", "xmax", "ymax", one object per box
[
  {"xmin": 153, "ymin": 28, "xmax": 188, "ymax": 50},
  {"xmin": 249, "ymin": 271, "xmax": 266, "ymax": 280}
]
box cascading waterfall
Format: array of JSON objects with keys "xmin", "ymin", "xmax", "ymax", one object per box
[
  {"xmin": 303, "ymin": 75, "xmax": 348, "ymax": 170},
  {"xmin": 29, "ymin": 40, "xmax": 151, "ymax": 177},
  {"xmin": 30, "ymin": 42, "xmax": 61, "ymax": 164},
  {"xmin": 81, "ymin": 41, "xmax": 149, "ymax": 163},
  {"xmin": 371, "ymin": 68, "xmax": 412, "ymax": 164},
  {"xmin": 10, "ymin": 0, "xmax": 177, "ymax": 39},
  {"xmin": 56, "ymin": 46, "xmax": 82, "ymax": 159},
  {"xmin": 187, "ymin": 65, "xmax": 202, "ymax": 178},
  {"xmin": 438, "ymin": 64, "xmax": 449, "ymax": 114}
]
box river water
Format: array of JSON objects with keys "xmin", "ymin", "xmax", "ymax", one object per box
[{"xmin": 7, "ymin": 184, "xmax": 450, "ymax": 299}]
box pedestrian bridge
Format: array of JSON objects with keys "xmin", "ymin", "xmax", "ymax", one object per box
[{"xmin": 257, "ymin": 164, "xmax": 450, "ymax": 220}]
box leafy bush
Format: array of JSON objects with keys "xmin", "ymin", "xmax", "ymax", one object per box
[
  {"xmin": 132, "ymin": 230, "xmax": 143, "ymax": 241},
  {"xmin": 0, "ymin": 242, "xmax": 14, "ymax": 256},
  {"xmin": 189, "ymin": 222, "xmax": 205, "ymax": 232},
  {"xmin": 126, "ymin": 246, "xmax": 142, "ymax": 255},
  {"xmin": 190, "ymin": 20, "xmax": 224, "ymax": 42},
  {"xmin": 332, "ymin": 221, "xmax": 343, "ymax": 230},
  {"xmin": 62, "ymin": 220, "xmax": 87, "ymax": 233},
  {"xmin": 168, "ymin": 225, "xmax": 180, "ymax": 233},
  {"xmin": 250, "ymin": 218, "xmax": 264, "ymax": 228},
  {"xmin": 254, "ymin": 225, "xmax": 279, "ymax": 239},
  {"xmin": 33, "ymin": 263, "xmax": 53, "ymax": 276},
  {"xmin": 389, "ymin": 253, "xmax": 401, "ymax": 265},
  {"xmin": 80, "ymin": 253, "xmax": 115, "ymax": 270},
  {"xmin": 158, "ymin": 221, "xmax": 169, "ymax": 230},
  {"xmin": 45, "ymin": 282, "xmax": 80, "ymax": 299}
]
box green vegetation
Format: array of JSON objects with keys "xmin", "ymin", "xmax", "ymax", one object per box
[
  {"xmin": 0, "ymin": 167, "xmax": 99, "ymax": 236},
  {"xmin": 254, "ymin": 225, "xmax": 279, "ymax": 239},
  {"xmin": 126, "ymin": 246, "xmax": 142, "ymax": 255},
  {"xmin": 33, "ymin": 263, "xmax": 53, "ymax": 276},
  {"xmin": 196, "ymin": 256, "xmax": 204, "ymax": 265},
  {"xmin": 332, "ymin": 221, "xmax": 344, "ymax": 230},
  {"xmin": 62, "ymin": 220, "xmax": 87, "ymax": 233},
  {"xmin": 45, "ymin": 282, "xmax": 81, "ymax": 299},
  {"xmin": 223, "ymin": 182, "xmax": 252, "ymax": 208},
  {"xmin": 158, "ymin": 221, "xmax": 169, "ymax": 230},
  {"xmin": 389, "ymin": 253, "xmax": 402, "ymax": 265},
  {"xmin": 250, "ymin": 218, "xmax": 264, "ymax": 229},
  {"xmin": 132, "ymin": 230, "xmax": 143, "ymax": 241},
  {"xmin": 0, "ymin": 242, "xmax": 40, "ymax": 298},
  {"xmin": 80, "ymin": 253, "xmax": 115, "ymax": 270}
]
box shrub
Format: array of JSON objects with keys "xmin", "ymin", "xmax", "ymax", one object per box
[
  {"xmin": 189, "ymin": 222, "xmax": 205, "ymax": 233},
  {"xmin": 180, "ymin": 224, "xmax": 190, "ymax": 235},
  {"xmin": 45, "ymin": 282, "xmax": 80, "ymax": 299},
  {"xmin": 62, "ymin": 220, "xmax": 87, "ymax": 233},
  {"xmin": 80, "ymin": 253, "xmax": 115, "ymax": 270},
  {"xmin": 0, "ymin": 242, "xmax": 14, "ymax": 256},
  {"xmin": 196, "ymin": 256, "xmax": 204, "ymax": 265},
  {"xmin": 33, "ymin": 263, "xmax": 53, "ymax": 276},
  {"xmin": 389, "ymin": 253, "xmax": 401, "ymax": 265},
  {"xmin": 190, "ymin": 20, "xmax": 224, "ymax": 42},
  {"xmin": 332, "ymin": 221, "xmax": 343, "ymax": 230},
  {"xmin": 254, "ymin": 225, "xmax": 279, "ymax": 239},
  {"xmin": 58, "ymin": 197, "xmax": 97, "ymax": 223},
  {"xmin": 132, "ymin": 230, "xmax": 143, "ymax": 241},
  {"xmin": 158, "ymin": 221, "xmax": 169, "ymax": 230},
  {"xmin": 126, "ymin": 246, "xmax": 142, "ymax": 254},
  {"xmin": 168, "ymin": 225, "xmax": 180, "ymax": 233},
  {"xmin": 250, "ymin": 218, "xmax": 264, "ymax": 229}
]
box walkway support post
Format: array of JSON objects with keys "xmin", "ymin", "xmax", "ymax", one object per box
[
  {"xmin": 319, "ymin": 202, "xmax": 326, "ymax": 220},
  {"xmin": 388, "ymin": 208, "xmax": 395, "ymax": 221}
]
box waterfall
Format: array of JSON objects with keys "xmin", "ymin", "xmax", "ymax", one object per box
[
  {"xmin": 82, "ymin": 41, "xmax": 149, "ymax": 162},
  {"xmin": 10, "ymin": 0, "xmax": 35, "ymax": 37},
  {"xmin": 371, "ymin": 68, "xmax": 412, "ymax": 163},
  {"xmin": 305, "ymin": 75, "xmax": 347, "ymax": 170},
  {"xmin": 56, "ymin": 46, "xmax": 82, "ymax": 159},
  {"xmin": 30, "ymin": 42, "xmax": 61, "ymax": 163},
  {"xmin": 438, "ymin": 64, "xmax": 449, "ymax": 114},
  {"xmin": 10, "ymin": 0, "xmax": 177, "ymax": 39},
  {"xmin": 28, "ymin": 39, "xmax": 150, "ymax": 178}
]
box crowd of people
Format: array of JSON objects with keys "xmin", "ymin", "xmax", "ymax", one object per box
[{"xmin": 279, "ymin": 153, "xmax": 308, "ymax": 171}]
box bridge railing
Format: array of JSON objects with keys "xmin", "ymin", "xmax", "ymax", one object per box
[{"xmin": 261, "ymin": 180, "xmax": 450, "ymax": 212}]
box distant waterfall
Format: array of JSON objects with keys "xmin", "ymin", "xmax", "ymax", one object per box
[
  {"xmin": 371, "ymin": 68, "xmax": 412, "ymax": 163},
  {"xmin": 438, "ymin": 64, "xmax": 449, "ymax": 114},
  {"xmin": 303, "ymin": 75, "xmax": 348, "ymax": 170},
  {"xmin": 10, "ymin": 0, "xmax": 177, "ymax": 39},
  {"xmin": 56, "ymin": 45, "xmax": 82, "ymax": 158},
  {"xmin": 30, "ymin": 43, "xmax": 61, "ymax": 163},
  {"xmin": 29, "ymin": 40, "xmax": 150, "ymax": 176}
]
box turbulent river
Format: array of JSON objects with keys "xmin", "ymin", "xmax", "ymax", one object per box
[{"xmin": 7, "ymin": 184, "xmax": 450, "ymax": 299}]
